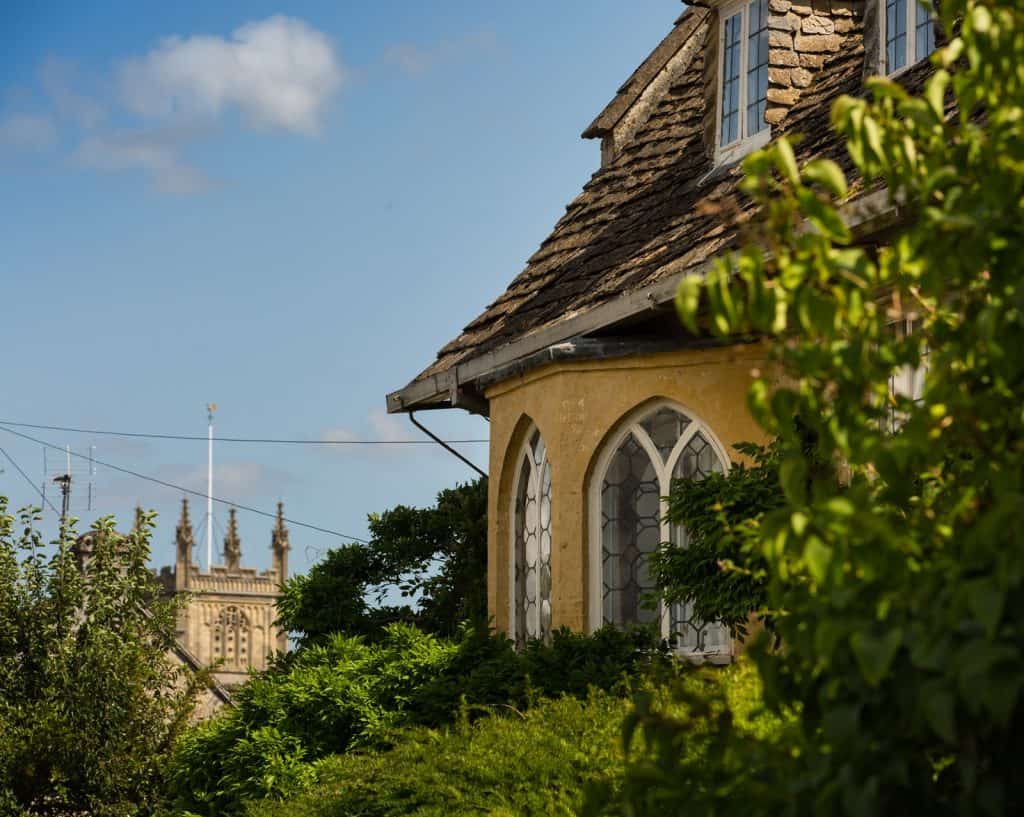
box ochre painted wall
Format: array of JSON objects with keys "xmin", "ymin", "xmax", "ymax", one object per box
[{"xmin": 485, "ymin": 342, "xmax": 769, "ymax": 637}]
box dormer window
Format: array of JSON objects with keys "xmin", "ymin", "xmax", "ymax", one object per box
[
  {"xmin": 882, "ymin": 0, "xmax": 937, "ymax": 75},
  {"xmin": 717, "ymin": 0, "xmax": 770, "ymax": 163}
]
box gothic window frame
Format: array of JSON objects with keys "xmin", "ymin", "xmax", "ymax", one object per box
[
  {"xmin": 213, "ymin": 605, "xmax": 251, "ymax": 670},
  {"xmin": 715, "ymin": 0, "xmax": 772, "ymax": 167},
  {"xmin": 587, "ymin": 399, "xmax": 733, "ymax": 662},
  {"xmin": 880, "ymin": 0, "xmax": 937, "ymax": 76},
  {"xmin": 508, "ymin": 423, "xmax": 553, "ymax": 646}
]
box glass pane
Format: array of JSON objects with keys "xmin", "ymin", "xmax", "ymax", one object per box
[
  {"xmin": 915, "ymin": 0, "xmax": 936, "ymax": 62},
  {"xmin": 670, "ymin": 433, "xmax": 729, "ymax": 654},
  {"xmin": 601, "ymin": 434, "xmax": 661, "ymax": 627},
  {"xmin": 639, "ymin": 407, "xmax": 691, "ymax": 462},
  {"xmin": 746, "ymin": 0, "xmax": 769, "ymax": 136},
  {"xmin": 720, "ymin": 12, "xmax": 742, "ymax": 146},
  {"xmin": 886, "ymin": 0, "xmax": 908, "ymax": 73},
  {"xmin": 673, "ymin": 431, "xmax": 725, "ymax": 481},
  {"xmin": 514, "ymin": 433, "xmax": 552, "ymax": 645}
]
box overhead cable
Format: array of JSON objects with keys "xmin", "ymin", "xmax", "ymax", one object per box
[
  {"xmin": 0, "ymin": 445, "xmax": 61, "ymax": 515},
  {"xmin": 0, "ymin": 426, "xmax": 369, "ymax": 544},
  {"xmin": 0, "ymin": 419, "xmax": 487, "ymax": 446}
]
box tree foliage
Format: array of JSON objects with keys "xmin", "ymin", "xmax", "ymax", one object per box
[
  {"xmin": 275, "ymin": 478, "xmax": 487, "ymax": 643},
  {"xmin": 654, "ymin": 441, "xmax": 780, "ymax": 640},
  {"xmin": 0, "ymin": 500, "xmax": 201, "ymax": 816},
  {"xmin": 610, "ymin": 2, "xmax": 1024, "ymax": 814}
]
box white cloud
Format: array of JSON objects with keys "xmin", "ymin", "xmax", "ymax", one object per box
[
  {"xmin": 76, "ymin": 129, "xmax": 211, "ymax": 194},
  {"xmin": 318, "ymin": 408, "xmax": 417, "ymax": 458},
  {"xmin": 39, "ymin": 57, "xmax": 106, "ymax": 129},
  {"xmin": 0, "ymin": 113, "xmax": 57, "ymax": 151},
  {"xmin": 120, "ymin": 15, "xmax": 345, "ymax": 134},
  {"xmin": 384, "ymin": 29, "xmax": 497, "ymax": 77}
]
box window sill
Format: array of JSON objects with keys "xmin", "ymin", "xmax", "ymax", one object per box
[{"xmin": 714, "ymin": 127, "xmax": 772, "ymax": 170}]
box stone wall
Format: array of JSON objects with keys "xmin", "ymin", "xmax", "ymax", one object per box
[{"xmin": 765, "ymin": 0, "xmax": 864, "ymax": 125}]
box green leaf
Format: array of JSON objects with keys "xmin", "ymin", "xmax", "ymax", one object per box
[
  {"xmin": 675, "ymin": 275, "xmax": 703, "ymax": 333},
  {"xmin": 850, "ymin": 628, "xmax": 902, "ymax": 686},
  {"xmin": 803, "ymin": 536, "xmax": 833, "ymax": 584},
  {"xmin": 775, "ymin": 138, "xmax": 800, "ymax": 187},
  {"xmin": 922, "ymin": 687, "xmax": 956, "ymax": 744},
  {"xmin": 779, "ymin": 457, "xmax": 809, "ymax": 506},
  {"xmin": 925, "ymin": 69, "xmax": 950, "ymax": 122},
  {"xmin": 803, "ymin": 159, "xmax": 848, "ymax": 199},
  {"xmin": 965, "ymin": 578, "xmax": 1005, "ymax": 637}
]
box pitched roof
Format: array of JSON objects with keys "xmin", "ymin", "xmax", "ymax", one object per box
[{"xmin": 388, "ymin": 8, "xmax": 931, "ymax": 413}]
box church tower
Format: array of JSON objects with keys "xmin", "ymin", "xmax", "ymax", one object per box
[{"xmin": 164, "ymin": 500, "xmax": 289, "ymax": 688}]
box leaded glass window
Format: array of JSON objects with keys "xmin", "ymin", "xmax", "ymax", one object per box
[
  {"xmin": 745, "ymin": 0, "xmax": 769, "ymax": 138},
  {"xmin": 593, "ymin": 403, "xmax": 731, "ymax": 660},
  {"xmin": 719, "ymin": 0, "xmax": 769, "ymax": 153},
  {"xmin": 513, "ymin": 428, "xmax": 552, "ymax": 645},
  {"xmin": 720, "ymin": 11, "xmax": 742, "ymax": 147},
  {"xmin": 884, "ymin": 0, "xmax": 936, "ymax": 75}
]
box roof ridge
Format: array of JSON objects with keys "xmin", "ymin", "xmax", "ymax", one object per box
[{"xmin": 582, "ymin": 6, "xmax": 709, "ymax": 140}]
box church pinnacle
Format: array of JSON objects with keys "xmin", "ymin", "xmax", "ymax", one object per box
[
  {"xmin": 272, "ymin": 502, "xmax": 290, "ymax": 580},
  {"xmin": 175, "ymin": 498, "xmax": 194, "ymax": 565},
  {"xmin": 224, "ymin": 507, "xmax": 242, "ymax": 572}
]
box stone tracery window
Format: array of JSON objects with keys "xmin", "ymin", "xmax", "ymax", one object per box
[
  {"xmin": 590, "ymin": 402, "xmax": 732, "ymax": 660},
  {"xmin": 511, "ymin": 426, "xmax": 552, "ymax": 645},
  {"xmin": 213, "ymin": 605, "xmax": 250, "ymax": 669}
]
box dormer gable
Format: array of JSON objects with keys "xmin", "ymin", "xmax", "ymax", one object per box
[{"xmin": 585, "ymin": 1, "xmax": 866, "ymax": 170}]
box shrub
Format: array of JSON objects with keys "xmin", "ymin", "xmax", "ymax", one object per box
[
  {"xmin": 248, "ymin": 660, "xmax": 779, "ymax": 817},
  {"xmin": 167, "ymin": 623, "xmax": 665, "ymax": 815}
]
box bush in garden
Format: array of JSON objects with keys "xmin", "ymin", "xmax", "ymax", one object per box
[
  {"xmin": 166, "ymin": 623, "xmax": 663, "ymax": 815},
  {"xmin": 247, "ymin": 660, "xmax": 781, "ymax": 817}
]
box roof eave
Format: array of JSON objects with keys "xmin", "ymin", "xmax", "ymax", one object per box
[{"xmin": 385, "ymin": 187, "xmax": 902, "ymax": 415}]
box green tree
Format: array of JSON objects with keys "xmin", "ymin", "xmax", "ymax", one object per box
[
  {"xmin": 276, "ymin": 478, "xmax": 487, "ymax": 643},
  {"xmin": 0, "ymin": 500, "xmax": 202, "ymax": 816},
  {"xmin": 605, "ymin": 1, "xmax": 1024, "ymax": 814}
]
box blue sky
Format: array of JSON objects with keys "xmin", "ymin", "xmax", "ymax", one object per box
[{"xmin": 0, "ymin": 1, "xmax": 681, "ymax": 575}]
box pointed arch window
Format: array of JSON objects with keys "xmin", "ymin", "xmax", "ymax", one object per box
[
  {"xmin": 213, "ymin": 605, "xmax": 250, "ymax": 669},
  {"xmin": 589, "ymin": 403, "xmax": 732, "ymax": 661},
  {"xmin": 511, "ymin": 426, "xmax": 552, "ymax": 645}
]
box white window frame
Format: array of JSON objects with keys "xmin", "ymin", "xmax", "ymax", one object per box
[
  {"xmin": 587, "ymin": 399, "xmax": 733, "ymax": 663},
  {"xmin": 508, "ymin": 423, "xmax": 552, "ymax": 645},
  {"xmin": 879, "ymin": 0, "xmax": 937, "ymax": 77},
  {"xmin": 715, "ymin": 0, "xmax": 772, "ymax": 166}
]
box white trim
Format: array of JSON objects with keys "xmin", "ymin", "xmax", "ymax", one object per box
[
  {"xmin": 586, "ymin": 399, "xmax": 733, "ymax": 661},
  {"xmin": 508, "ymin": 423, "xmax": 551, "ymax": 644},
  {"xmin": 879, "ymin": 0, "xmax": 936, "ymax": 77},
  {"xmin": 714, "ymin": 0, "xmax": 771, "ymax": 166}
]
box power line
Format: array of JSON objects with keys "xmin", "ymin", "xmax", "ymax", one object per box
[
  {"xmin": 0, "ymin": 445, "xmax": 61, "ymax": 515},
  {"xmin": 0, "ymin": 419, "xmax": 487, "ymax": 446},
  {"xmin": 0, "ymin": 426, "xmax": 369, "ymax": 544}
]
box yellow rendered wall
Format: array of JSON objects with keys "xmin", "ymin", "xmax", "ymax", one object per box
[{"xmin": 485, "ymin": 342, "xmax": 768, "ymax": 636}]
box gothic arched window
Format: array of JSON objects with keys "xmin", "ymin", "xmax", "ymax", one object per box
[
  {"xmin": 213, "ymin": 605, "xmax": 251, "ymax": 669},
  {"xmin": 510, "ymin": 426, "xmax": 552, "ymax": 645},
  {"xmin": 589, "ymin": 402, "xmax": 732, "ymax": 660}
]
